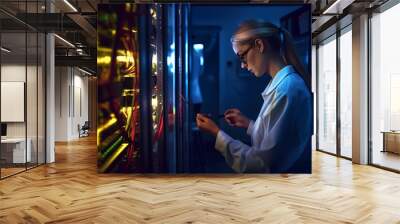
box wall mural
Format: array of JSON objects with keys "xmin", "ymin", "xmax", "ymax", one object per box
[{"xmin": 97, "ymin": 3, "xmax": 312, "ymax": 174}]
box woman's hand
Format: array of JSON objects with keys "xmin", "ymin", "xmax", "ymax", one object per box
[
  {"xmin": 196, "ymin": 113, "xmax": 220, "ymax": 137},
  {"xmin": 224, "ymin": 108, "xmax": 250, "ymax": 129}
]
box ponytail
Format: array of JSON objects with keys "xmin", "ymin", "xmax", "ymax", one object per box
[{"xmin": 280, "ymin": 28, "xmax": 311, "ymax": 91}]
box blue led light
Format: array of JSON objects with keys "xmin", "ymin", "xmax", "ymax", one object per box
[{"xmin": 193, "ymin": 44, "xmax": 204, "ymax": 51}]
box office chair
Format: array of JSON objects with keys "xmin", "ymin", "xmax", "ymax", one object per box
[{"xmin": 78, "ymin": 121, "xmax": 90, "ymax": 138}]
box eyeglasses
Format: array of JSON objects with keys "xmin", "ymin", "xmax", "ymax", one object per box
[{"xmin": 237, "ymin": 43, "xmax": 254, "ymax": 65}]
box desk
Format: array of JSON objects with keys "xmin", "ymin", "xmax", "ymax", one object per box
[
  {"xmin": 381, "ymin": 131, "xmax": 400, "ymax": 154},
  {"xmin": 1, "ymin": 138, "xmax": 31, "ymax": 163}
]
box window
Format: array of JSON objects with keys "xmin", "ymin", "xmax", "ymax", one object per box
[
  {"xmin": 370, "ymin": 2, "xmax": 400, "ymax": 171},
  {"xmin": 339, "ymin": 27, "xmax": 352, "ymax": 158},
  {"xmin": 317, "ymin": 35, "xmax": 337, "ymax": 154}
]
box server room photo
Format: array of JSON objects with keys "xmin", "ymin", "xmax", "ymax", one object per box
[{"xmin": 97, "ymin": 3, "xmax": 312, "ymax": 174}]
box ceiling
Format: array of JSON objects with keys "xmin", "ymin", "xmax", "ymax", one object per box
[{"xmin": 0, "ymin": 0, "xmax": 393, "ymax": 73}]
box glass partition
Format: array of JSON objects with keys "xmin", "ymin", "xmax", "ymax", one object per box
[
  {"xmin": 0, "ymin": 0, "xmax": 46, "ymax": 179},
  {"xmin": 1, "ymin": 30, "xmax": 28, "ymax": 178}
]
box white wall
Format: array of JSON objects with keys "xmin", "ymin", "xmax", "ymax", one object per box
[
  {"xmin": 1, "ymin": 65, "xmax": 26, "ymax": 141},
  {"xmin": 55, "ymin": 67, "xmax": 89, "ymax": 141},
  {"xmin": 77, "ymin": 71, "xmax": 89, "ymax": 139},
  {"xmin": 55, "ymin": 66, "xmax": 69, "ymax": 141},
  {"xmin": 1, "ymin": 65, "xmax": 25, "ymax": 130}
]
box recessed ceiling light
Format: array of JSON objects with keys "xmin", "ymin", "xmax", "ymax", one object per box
[
  {"xmin": 78, "ymin": 67, "xmax": 94, "ymax": 76},
  {"xmin": 63, "ymin": 0, "xmax": 78, "ymax": 12},
  {"xmin": 54, "ymin": 34, "xmax": 75, "ymax": 48}
]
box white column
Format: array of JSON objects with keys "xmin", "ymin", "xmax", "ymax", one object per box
[
  {"xmin": 46, "ymin": 0, "xmax": 55, "ymax": 163},
  {"xmin": 352, "ymin": 14, "xmax": 369, "ymax": 164}
]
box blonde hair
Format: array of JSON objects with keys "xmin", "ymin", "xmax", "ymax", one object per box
[{"xmin": 232, "ymin": 20, "xmax": 310, "ymax": 90}]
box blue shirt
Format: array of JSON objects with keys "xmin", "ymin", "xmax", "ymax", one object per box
[{"xmin": 215, "ymin": 65, "xmax": 312, "ymax": 173}]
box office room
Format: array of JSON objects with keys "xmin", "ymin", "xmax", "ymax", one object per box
[{"xmin": 1, "ymin": 1, "xmax": 400, "ymax": 223}]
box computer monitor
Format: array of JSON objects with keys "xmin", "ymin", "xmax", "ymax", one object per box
[{"xmin": 1, "ymin": 123, "xmax": 7, "ymax": 137}]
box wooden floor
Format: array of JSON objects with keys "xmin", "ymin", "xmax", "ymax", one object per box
[
  {"xmin": 1, "ymin": 163, "xmax": 44, "ymax": 178},
  {"xmin": 1, "ymin": 167, "xmax": 26, "ymax": 178},
  {"xmin": 1, "ymin": 136, "xmax": 400, "ymax": 223}
]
